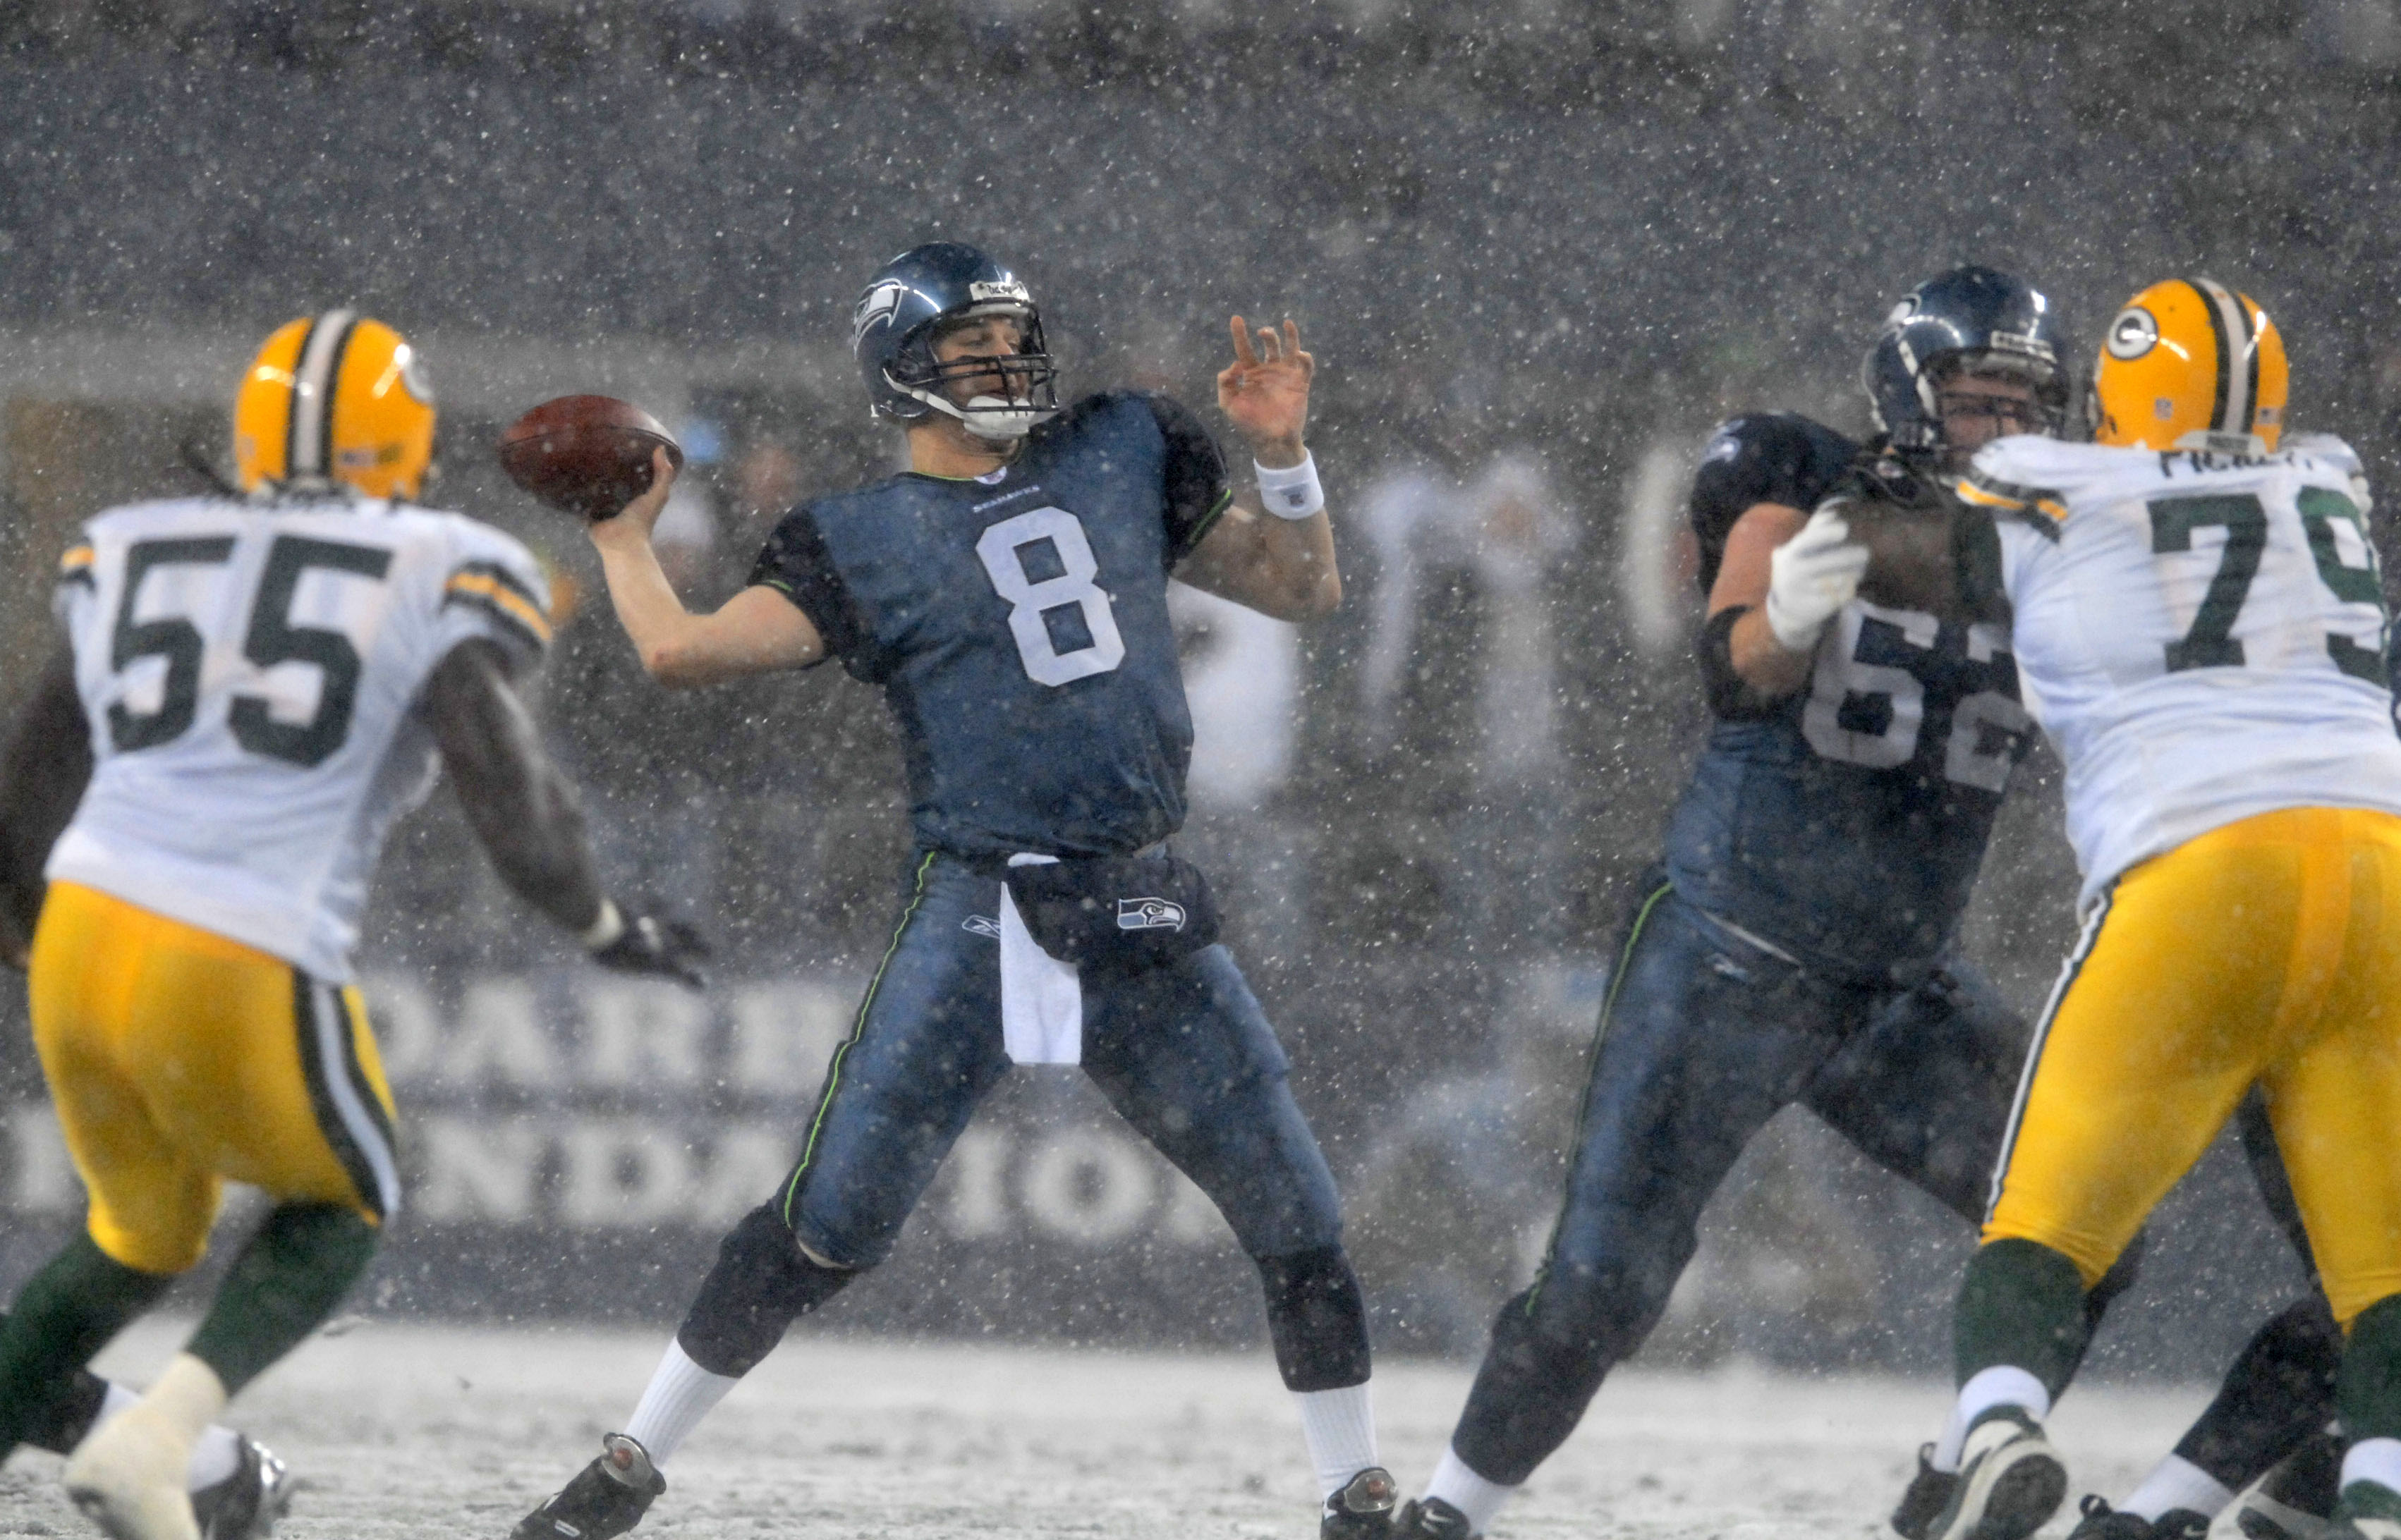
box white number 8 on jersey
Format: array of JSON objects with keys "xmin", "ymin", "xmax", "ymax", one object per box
[{"xmin": 975, "ymin": 506, "xmax": 1127, "ymax": 687}]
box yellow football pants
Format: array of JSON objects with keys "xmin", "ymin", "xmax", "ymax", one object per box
[
  {"xmin": 1985, "ymin": 806, "xmax": 2401, "ymax": 1325},
  {"xmin": 28, "ymin": 881, "xmax": 399, "ymax": 1275}
]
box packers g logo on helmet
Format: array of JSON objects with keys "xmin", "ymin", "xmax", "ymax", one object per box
[
  {"xmin": 2104, "ymin": 307, "xmax": 2160, "ymax": 360},
  {"xmin": 233, "ymin": 310, "xmax": 437, "ymax": 500},
  {"xmin": 2090, "ymin": 279, "xmax": 2287, "ymax": 456}
]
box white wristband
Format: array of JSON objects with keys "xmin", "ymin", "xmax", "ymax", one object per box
[
  {"xmin": 1254, "ymin": 452, "xmax": 1325, "ymax": 520},
  {"xmin": 581, "ymin": 898, "xmax": 626, "ymax": 951}
]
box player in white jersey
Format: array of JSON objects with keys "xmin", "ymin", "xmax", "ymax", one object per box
[
  {"xmin": 1868, "ymin": 279, "xmax": 2401, "ymax": 1540},
  {"xmin": 0, "ymin": 312, "xmax": 704, "ymax": 1540}
]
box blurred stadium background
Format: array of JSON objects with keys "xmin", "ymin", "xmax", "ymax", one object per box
[{"xmin": 0, "ymin": 0, "xmax": 2388, "ymax": 1379}]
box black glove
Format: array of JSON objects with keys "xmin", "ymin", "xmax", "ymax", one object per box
[{"xmin": 587, "ymin": 902, "xmax": 710, "ymax": 989}]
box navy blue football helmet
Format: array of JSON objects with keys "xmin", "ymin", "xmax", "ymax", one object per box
[
  {"xmin": 1861, "ymin": 266, "xmax": 2069, "ymax": 460},
  {"xmin": 851, "ymin": 242, "xmax": 1059, "ymax": 439}
]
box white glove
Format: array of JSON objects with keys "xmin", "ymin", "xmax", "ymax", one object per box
[{"xmin": 1764, "ymin": 506, "xmax": 1870, "ymax": 650}]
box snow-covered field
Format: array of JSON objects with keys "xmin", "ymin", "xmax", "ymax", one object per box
[{"xmin": 0, "ymin": 1320, "xmax": 2218, "ymax": 1539}]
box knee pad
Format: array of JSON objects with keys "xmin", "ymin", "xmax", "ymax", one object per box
[
  {"xmin": 1255, "ymin": 1245, "xmax": 1371, "ymax": 1391},
  {"xmin": 676, "ymin": 1204, "xmax": 858, "ymax": 1378},
  {"xmin": 1496, "ymin": 1265, "xmax": 1639, "ymax": 1400}
]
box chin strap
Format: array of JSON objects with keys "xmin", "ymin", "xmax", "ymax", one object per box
[{"xmin": 888, "ymin": 372, "xmax": 1055, "ymax": 441}]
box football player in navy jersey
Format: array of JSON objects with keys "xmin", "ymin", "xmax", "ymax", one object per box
[
  {"xmin": 1388, "ymin": 267, "xmax": 2340, "ymax": 1540},
  {"xmin": 511, "ymin": 243, "xmax": 1396, "ymax": 1540}
]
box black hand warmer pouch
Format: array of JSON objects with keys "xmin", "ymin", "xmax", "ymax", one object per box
[{"xmin": 1002, "ymin": 853, "xmax": 1222, "ymax": 977}]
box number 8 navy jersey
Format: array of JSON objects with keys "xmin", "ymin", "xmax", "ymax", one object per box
[
  {"xmin": 48, "ymin": 494, "xmax": 552, "ymax": 982},
  {"xmin": 1663, "ymin": 413, "xmax": 2037, "ymax": 981},
  {"xmin": 750, "ymin": 389, "xmax": 1231, "ymax": 861}
]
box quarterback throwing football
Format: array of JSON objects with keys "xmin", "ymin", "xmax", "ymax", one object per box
[{"xmin": 511, "ymin": 243, "xmax": 1394, "ymax": 1540}]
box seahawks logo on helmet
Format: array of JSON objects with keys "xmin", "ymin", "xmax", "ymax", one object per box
[
  {"xmin": 2105, "ymin": 307, "xmax": 2160, "ymax": 360},
  {"xmin": 852, "ymin": 281, "xmax": 908, "ymax": 353},
  {"xmin": 1117, "ymin": 898, "xmax": 1187, "ymax": 933}
]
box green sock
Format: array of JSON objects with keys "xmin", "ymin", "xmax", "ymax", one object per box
[
  {"xmin": 2338, "ymin": 1295, "xmax": 2401, "ymax": 1446},
  {"xmin": 1956, "ymin": 1238, "xmax": 2090, "ymax": 1395},
  {"xmin": 186, "ymin": 1202, "xmax": 378, "ymax": 1395},
  {"xmin": 0, "ymin": 1233, "xmax": 175, "ymax": 1457}
]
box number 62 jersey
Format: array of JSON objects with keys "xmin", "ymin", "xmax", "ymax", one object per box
[
  {"xmin": 1957, "ymin": 433, "xmax": 2401, "ymax": 909},
  {"xmin": 47, "ymin": 494, "xmax": 552, "ymax": 981}
]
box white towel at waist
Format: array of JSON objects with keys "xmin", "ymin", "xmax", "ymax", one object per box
[{"xmin": 999, "ymin": 853, "xmax": 1082, "ymax": 1064}]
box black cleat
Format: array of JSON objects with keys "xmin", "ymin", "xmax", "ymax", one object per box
[
  {"xmin": 2067, "ymin": 1495, "xmax": 2211, "ymax": 1540},
  {"xmin": 1892, "ymin": 1443, "xmax": 1961, "ymax": 1540},
  {"xmin": 191, "ymin": 1437, "xmax": 298, "ymax": 1539},
  {"xmin": 1390, "ymin": 1495, "xmax": 1480, "ymax": 1539},
  {"xmin": 2240, "ymin": 1432, "xmax": 2343, "ymax": 1540},
  {"xmin": 1926, "ymin": 1409, "xmax": 2067, "ymax": 1540},
  {"xmin": 2330, "ymin": 1477, "xmax": 2401, "ymax": 1540},
  {"xmin": 1323, "ymin": 1467, "xmax": 1398, "ymax": 1539},
  {"xmin": 510, "ymin": 1434, "xmax": 666, "ymax": 1540}
]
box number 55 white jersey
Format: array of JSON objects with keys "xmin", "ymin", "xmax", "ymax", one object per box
[
  {"xmin": 47, "ymin": 494, "xmax": 552, "ymax": 982},
  {"xmin": 1958, "ymin": 433, "xmax": 2401, "ymax": 908}
]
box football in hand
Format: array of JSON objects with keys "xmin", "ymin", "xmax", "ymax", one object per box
[{"xmin": 497, "ymin": 396, "xmax": 684, "ymax": 521}]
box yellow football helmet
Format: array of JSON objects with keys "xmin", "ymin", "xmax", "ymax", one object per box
[
  {"xmin": 233, "ymin": 310, "xmax": 436, "ymax": 499},
  {"xmin": 2091, "ymin": 278, "xmax": 2287, "ymax": 455}
]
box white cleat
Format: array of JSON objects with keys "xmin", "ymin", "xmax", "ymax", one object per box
[
  {"xmin": 64, "ymin": 1400, "xmax": 205, "ymax": 1540},
  {"xmin": 1928, "ymin": 1408, "xmax": 2067, "ymax": 1540}
]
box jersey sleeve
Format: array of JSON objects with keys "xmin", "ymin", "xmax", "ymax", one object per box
[
  {"xmin": 1954, "ymin": 440, "xmax": 2070, "ymax": 531},
  {"xmin": 747, "ymin": 503, "xmax": 867, "ymax": 674},
  {"xmin": 432, "ymin": 520, "xmax": 554, "ymax": 674},
  {"xmin": 2289, "ymin": 433, "xmax": 2374, "ymax": 515},
  {"xmin": 1134, "ymin": 391, "xmax": 1234, "ymax": 566},
  {"xmin": 1688, "ymin": 415, "xmax": 1861, "ymax": 592}
]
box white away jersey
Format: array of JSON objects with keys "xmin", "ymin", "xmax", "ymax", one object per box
[
  {"xmin": 47, "ymin": 494, "xmax": 552, "ymax": 981},
  {"xmin": 1958, "ymin": 434, "xmax": 2401, "ymax": 906}
]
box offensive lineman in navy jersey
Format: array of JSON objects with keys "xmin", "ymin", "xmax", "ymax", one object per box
[
  {"xmin": 511, "ymin": 243, "xmax": 1396, "ymax": 1540},
  {"xmin": 1390, "ymin": 268, "xmax": 2340, "ymax": 1540}
]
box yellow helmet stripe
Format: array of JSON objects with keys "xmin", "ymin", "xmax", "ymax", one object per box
[
  {"xmin": 287, "ymin": 307, "xmax": 359, "ymax": 480},
  {"xmin": 2186, "ymin": 278, "xmax": 2254, "ymax": 439}
]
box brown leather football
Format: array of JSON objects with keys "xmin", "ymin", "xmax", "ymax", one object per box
[{"xmin": 497, "ymin": 396, "xmax": 685, "ymax": 521}]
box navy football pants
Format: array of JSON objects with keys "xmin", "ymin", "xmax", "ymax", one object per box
[
  {"xmin": 675, "ymin": 853, "xmax": 1358, "ymax": 1386},
  {"xmin": 1452, "ymin": 878, "xmax": 2101, "ymax": 1484},
  {"xmin": 1452, "ymin": 877, "xmax": 2336, "ymax": 1486}
]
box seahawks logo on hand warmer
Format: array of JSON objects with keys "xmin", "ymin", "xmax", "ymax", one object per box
[{"xmin": 1117, "ymin": 898, "xmax": 1187, "ymax": 932}]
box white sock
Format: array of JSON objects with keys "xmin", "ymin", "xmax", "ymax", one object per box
[
  {"xmin": 1425, "ymin": 1444, "xmax": 1519, "ymax": 1534},
  {"xmin": 1932, "ymin": 1367, "xmax": 2050, "ymax": 1473},
  {"xmin": 92, "ymin": 1381, "xmax": 243, "ymax": 1491},
  {"xmin": 622, "ymin": 1340, "xmax": 741, "ymax": 1467},
  {"xmin": 2343, "ymin": 1437, "xmax": 2401, "ymax": 1496},
  {"xmin": 186, "ymin": 1426, "xmax": 242, "ymax": 1490},
  {"xmin": 1293, "ymin": 1383, "xmax": 1378, "ymax": 1499},
  {"xmin": 2122, "ymin": 1453, "xmax": 2233, "ymax": 1521}
]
